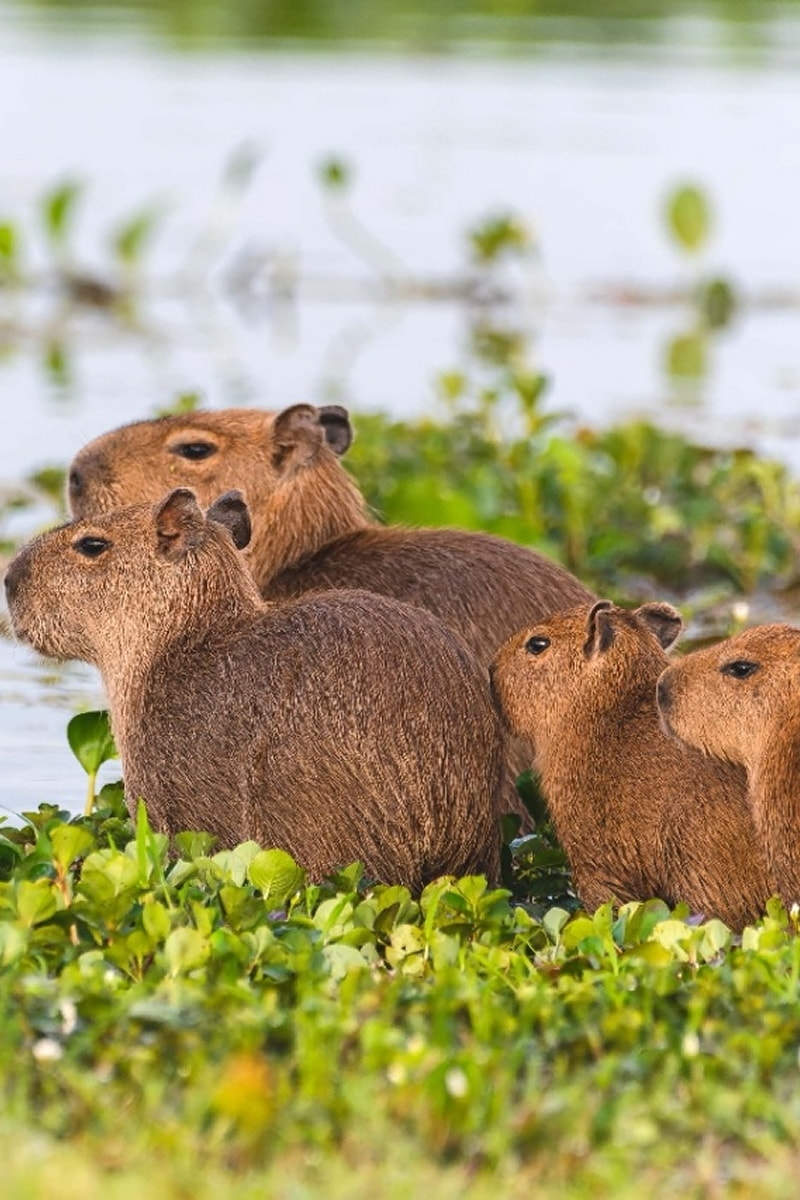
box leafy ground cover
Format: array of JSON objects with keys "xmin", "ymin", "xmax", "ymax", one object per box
[{"xmin": 0, "ymin": 781, "xmax": 799, "ymax": 1199}]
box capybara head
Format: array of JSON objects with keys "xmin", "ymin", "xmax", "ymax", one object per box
[
  {"xmin": 4, "ymin": 488, "xmax": 257, "ymax": 664},
  {"xmin": 491, "ymin": 599, "xmax": 683, "ymax": 759},
  {"xmin": 657, "ymin": 623, "xmax": 800, "ymax": 768},
  {"xmin": 68, "ymin": 404, "xmax": 352, "ymax": 516}
]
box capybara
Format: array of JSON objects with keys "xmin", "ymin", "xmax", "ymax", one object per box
[
  {"xmin": 657, "ymin": 623, "xmax": 800, "ymax": 907},
  {"xmin": 490, "ymin": 600, "xmax": 772, "ymax": 929},
  {"xmin": 4, "ymin": 488, "xmax": 506, "ymax": 888},
  {"xmin": 67, "ymin": 404, "xmax": 597, "ymax": 824}
]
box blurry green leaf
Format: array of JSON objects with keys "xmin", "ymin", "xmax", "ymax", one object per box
[
  {"xmin": 665, "ymin": 330, "xmax": 707, "ymax": 380},
  {"xmin": 67, "ymin": 710, "xmax": 117, "ymax": 775},
  {"xmin": 41, "ymin": 178, "xmax": 83, "ymax": 254},
  {"xmin": 319, "ymin": 156, "xmax": 351, "ymax": 191},
  {"xmin": 15, "ymin": 878, "xmax": 60, "ymax": 927},
  {"xmin": 543, "ymin": 906, "xmax": 571, "ymax": 942},
  {"xmin": 0, "ymin": 923, "xmax": 27, "ymax": 964},
  {"xmin": 164, "ymin": 926, "xmax": 210, "ymax": 976},
  {"xmin": 0, "ymin": 221, "xmax": 19, "ymax": 280},
  {"xmin": 700, "ymin": 276, "xmax": 737, "ymax": 330},
  {"xmin": 212, "ymin": 841, "xmax": 263, "ymax": 886},
  {"xmin": 468, "ymin": 211, "xmax": 532, "ymax": 265},
  {"xmin": 43, "ymin": 340, "xmax": 71, "ymax": 391},
  {"xmin": 111, "ymin": 205, "xmax": 163, "ymax": 269},
  {"xmin": 174, "ymin": 831, "xmax": 217, "ymax": 861},
  {"xmin": 50, "ymin": 824, "xmax": 95, "ymax": 872},
  {"xmin": 143, "ymin": 900, "xmax": 172, "ymax": 943},
  {"xmin": 666, "ymin": 183, "xmax": 711, "ymax": 254},
  {"xmin": 321, "ymin": 943, "xmax": 369, "ymax": 980},
  {"xmin": 26, "ymin": 465, "xmax": 66, "ymax": 507},
  {"xmin": 247, "ymin": 849, "xmax": 305, "ymax": 906}
]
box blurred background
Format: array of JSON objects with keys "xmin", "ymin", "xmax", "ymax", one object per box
[{"xmin": 2, "ymin": 0, "xmax": 800, "ymax": 809}]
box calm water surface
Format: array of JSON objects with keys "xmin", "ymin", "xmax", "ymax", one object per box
[{"xmin": 2, "ymin": 10, "xmax": 800, "ymax": 811}]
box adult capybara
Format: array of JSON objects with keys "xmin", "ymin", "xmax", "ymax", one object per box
[
  {"xmin": 66, "ymin": 404, "xmax": 596, "ymax": 672},
  {"xmin": 490, "ymin": 600, "xmax": 772, "ymax": 929},
  {"xmin": 4, "ymin": 488, "xmax": 506, "ymax": 889},
  {"xmin": 657, "ymin": 623, "xmax": 800, "ymax": 908}
]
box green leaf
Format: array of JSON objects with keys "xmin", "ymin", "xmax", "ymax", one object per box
[
  {"xmin": 111, "ymin": 204, "xmax": 163, "ymax": 268},
  {"xmin": 143, "ymin": 900, "xmax": 172, "ymax": 943},
  {"xmin": 700, "ymin": 277, "xmax": 737, "ymax": 330},
  {"xmin": 41, "ymin": 178, "xmax": 83, "ymax": 253},
  {"xmin": 174, "ymin": 831, "xmax": 217, "ymax": 861},
  {"xmin": 321, "ymin": 943, "xmax": 369, "ymax": 980},
  {"xmin": 665, "ymin": 330, "xmax": 707, "ymax": 380},
  {"xmin": 666, "ymin": 184, "xmax": 711, "ymax": 254},
  {"xmin": 0, "ymin": 221, "xmax": 20, "ymax": 279},
  {"xmin": 50, "ymin": 824, "xmax": 95, "ymax": 872},
  {"xmin": 542, "ymin": 906, "xmax": 571, "ymax": 942},
  {"xmin": 66, "ymin": 710, "xmax": 117, "ymax": 775},
  {"xmin": 14, "ymin": 878, "xmax": 60, "ymax": 927},
  {"xmin": 318, "ymin": 156, "xmax": 350, "ymax": 191},
  {"xmin": 212, "ymin": 841, "xmax": 264, "ymax": 886},
  {"xmin": 164, "ymin": 926, "xmax": 210, "ymax": 977},
  {"xmin": 247, "ymin": 849, "xmax": 305, "ymax": 906}
]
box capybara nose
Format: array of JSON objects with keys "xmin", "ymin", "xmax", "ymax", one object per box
[
  {"xmin": 4, "ymin": 552, "xmax": 30, "ymax": 605},
  {"xmin": 656, "ymin": 673, "xmax": 671, "ymax": 711}
]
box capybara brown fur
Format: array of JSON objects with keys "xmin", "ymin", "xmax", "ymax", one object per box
[
  {"xmin": 490, "ymin": 600, "xmax": 773, "ymax": 929},
  {"xmin": 4, "ymin": 488, "xmax": 506, "ymax": 889},
  {"xmin": 657, "ymin": 623, "xmax": 800, "ymax": 907},
  {"xmin": 67, "ymin": 404, "xmax": 597, "ymax": 825},
  {"xmin": 67, "ymin": 404, "xmax": 596, "ymax": 671}
]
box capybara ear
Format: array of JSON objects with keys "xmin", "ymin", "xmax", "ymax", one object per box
[
  {"xmin": 206, "ymin": 490, "xmax": 252, "ymax": 550},
  {"xmin": 318, "ymin": 405, "xmax": 353, "ymax": 456},
  {"xmin": 271, "ymin": 403, "xmax": 331, "ymax": 472},
  {"xmin": 635, "ymin": 602, "xmax": 683, "ymax": 650},
  {"xmin": 583, "ymin": 599, "xmax": 615, "ymax": 658},
  {"xmin": 155, "ymin": 488, "xmax": 205, "ymax": 561}
]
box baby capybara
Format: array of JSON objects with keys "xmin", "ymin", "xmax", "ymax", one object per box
[
  {"xmin": 658, "ymin": 623, "xmax": 800, "ymax": 908},
  {"xmin": 5, "ymin": 488, "xmax": 506, "ymax": 888},
  {"xmin": 489, "ymin": 600, "xmax": 772, "ymax": 929}
]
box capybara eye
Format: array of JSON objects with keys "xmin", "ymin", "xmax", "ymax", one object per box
[
  {"xmin": 525, "ymin": 635, "xmax": 550, "ymax": 655},
  {"xmin": 721, "ymin": 660, "xmax": 759, "ymax": 680},
  {"xmin": 171, "ymin": 442, "xmax": 217, "ymax": 462},
  {"xmin": 73, "ymin": 536, "xmax": 110, "ymax": 559}
]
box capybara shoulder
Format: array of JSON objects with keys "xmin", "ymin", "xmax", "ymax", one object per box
[
  {"xmin": 490, "ymin": 600, "xmax": 772, "ymax": 929},
  {"xmin": 5, "ymin": 488, "xmax": 505, "ymax": 889}
]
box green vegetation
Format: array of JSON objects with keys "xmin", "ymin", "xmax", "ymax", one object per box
[
  {"xmin": 0, "ymin": 782, "xmax": 799, "ymax": 1198},
  {"xmin": 14, "ymin": 0, "xmax": 800, "ymax": 53}
]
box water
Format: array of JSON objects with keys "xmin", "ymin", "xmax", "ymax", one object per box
[{"xmin": 3, "ymin": 7, "xmax": 800, "ymax": 812}]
